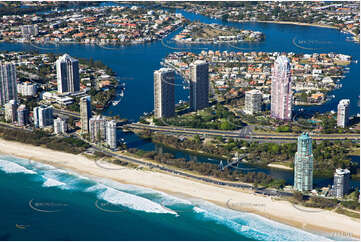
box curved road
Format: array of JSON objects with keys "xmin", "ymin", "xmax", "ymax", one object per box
[{"xmin": 92, "ymin": 145, "xmax": 292, "ymax": 197}]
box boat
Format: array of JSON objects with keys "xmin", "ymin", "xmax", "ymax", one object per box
[
  {"xmin": 112, "ymin": 100, "xmax": 120, "ymax": 106},
  {"xmin": 183, "ymin": 86, "xmax": 189, "ymax": 90}
]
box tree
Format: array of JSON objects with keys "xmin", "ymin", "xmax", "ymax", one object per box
[
  {"xmin": 194, "ymin": 134, "xmax": 201, "ymax": 144},
  {"xmin": 293, "ymin": 191, "xmax": 304, "ymax": 201}
]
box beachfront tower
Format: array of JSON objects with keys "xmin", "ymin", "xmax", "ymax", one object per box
[
  {"xmin": 80, "ymin": 96, "xmax": 92, "ymax": 133},
  {"xmin": 244, "ymin": 89, "xmax": 263, "ymax": 115},
  {"xmin": 17, "ymin": 104, "xmax": 28, "ymax": 127},
  {"xmin": 0, "ymin": 62, "xmax": 17, "ymax": 106},
  {"xmin": 271, "ymin": 55, "xmax": 292, "ymax": 121},
  {"xmin": 337, "ymin": 99, "xmax": 350, "ymax": 128},
  {"xmin": 54, "ymin": 117, "xmax": 67, "ymax": 135},
  {"xmin": 332, "ymin": 168, "xmax": 351, "ymax": 198},
  {"xmin": 154, "ymin": 68, "xmax": 175, "ymax": 119},
  {"xmin": 190, "ymin": 60, "xmax": 209, "ymax": 111},
  {"xmin": 106, "ymin": 120, "xmax": 117, "ymax": 149},
  {"xmin": 5, "ymin": 100, "xmax": 17, "ymax": 123},
  {"xmin": 293, "ymin": 132, "xmax": 313, "ymax": 192},
  {"xmin": 33, "ymin": 105, "xmax": 54, "ymax": 128},
  {"xmin": 89, "ymin": 115, "xmax": 106, "ymax": 143},
  {"xmin": 56, "ymin": 54, "xmax": 80, "ymax": 94}
]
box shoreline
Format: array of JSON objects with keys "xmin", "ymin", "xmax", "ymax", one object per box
[
  {"xmin": 0, "ymin": 138, "xmax": 359, "ymax": 239},
  {"xmin": 245, "ymin": 20, "xmax": 339, "ymax": 30}
]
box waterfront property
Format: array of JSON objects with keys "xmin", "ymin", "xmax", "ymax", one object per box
[
  {"xmin": 33, "ymin": 105, "xmax": 54, "ymax": 128},
  {"xmin": 106, "ymin": 119, "xmax": 117, "ymax": 149},
  {"xmin": 89, "ymin": 115, "xmax": 106, "ymax": 143},
  {"xmin": 88, "ymin": 114, "xmax": 118, "ymax": 149},
  {"xmin": 271, "ymin": 55, "xmax": 293, "ymax": 121},
  {"xmin": 293, "ymin": 132, "xmax": 314, "ymax": 192},
  {"xmin": 162, "ymin": 1, "xmax": 360, "ymax": 42},
  {"xmin": 189, "ymin": 60, "xmax": 209, "ymax": 111},
  {"xmin": 163, "ymin": 51, "xmax": 351, "ymax": 108},
  {"xmin": 80, "ymin": 95, "xmax": 92, "ymax": 133},
  {"xmin": 337, "ymin": 99, "xmax": 350, "ymax": 128},
  {"xmin": 54, "ymin": 117, "xmax": 68, "ymax": 135},
  {"xmin": 330, "ymin": 168, "xmax": 351, "ymax": 198},
  {"xmin": 56, "ymin": 53, "xmax": 80, "ymax": 94},
  {"xmin": 0, "ymin": 4, "xmax": 186, "ymax": 46},
  {"xmin": 16, "ymin": 104, "xmax": 28, "ymax": 126},
  {"xmin": 174, "ymin": 22, "xmax": 264, "ymax": 44},
  {"xmin": 4, "ymin": 99, "xmax": 17, "ymax": 123},
  {"xmin": 154, "ymin": 68, "xmax": 175, "ymax": 118}
]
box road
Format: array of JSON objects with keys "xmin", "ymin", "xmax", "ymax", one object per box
[
  {"xmin": 0, "ymin": 122, "xmax": 293, "ymax": 198},
  {"xmin": 53, "ymin": 108, "xmax": 80, "ymax": 119},
  {"xmin": 124, "ymin": 123, "xmax": 360, "ymax": 141},
  {"xmin": 91, "ymin": 145, "xmax": 292, "ymax": 197}
]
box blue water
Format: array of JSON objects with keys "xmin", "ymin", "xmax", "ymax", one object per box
[
  {"xmin": 0, "ymin": 155, "xmax": 345, "ymax": 241},
  {"xmin": 0, "ymin": 4, "xmax": 359, "ymax": 240}
]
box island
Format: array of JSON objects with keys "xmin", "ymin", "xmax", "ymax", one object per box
[{"xmin": 174, "ymin": 22, "xmax": 264, "ymax": 44}]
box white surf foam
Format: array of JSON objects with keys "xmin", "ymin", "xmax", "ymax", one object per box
[
  {"xmin": 0, "ymin": 158, "xmax": 37, "ymax": 175},
  {"xmin": 192, "ymin": 200, "xmax": 333, "ymax": 241},
  {"xmin": 42, "ymin": 177, "xmax": 66, "ymax": 187},
  {"xmin": 87, "ymin": 184, "xmax": 178, "ymax": 215},
  {"xmin": 96, "ymin": 178, "xmax": 192, "ymax": 206}
]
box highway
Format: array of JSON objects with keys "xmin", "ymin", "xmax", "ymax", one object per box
[
  {"xmin": 0, "ymin": 121, "xmax": 292, "ymax": 198},
  {"xmin": 124, "ymin": 123, "xmax": 360, "ymax": 141}
]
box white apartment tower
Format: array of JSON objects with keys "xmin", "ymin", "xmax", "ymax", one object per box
[
  {"xmin": 53, "ymin": 117, "xmax": 67, "ymax": 135},
  {"xmin": 56, "ymin": 54, "xmax": 80, "ymax": 94},
  {"xmin": 17, "ymin": 82, "xmax": 37, "ymax": 96},
  {"xmin": 17, "ymin": 104, "xmax": 28, "ymax": 127},
  {"xmin": 244, "ymin": 89, "xmax": 263, "ymax": 115},
  {"xmin": 33, "ymin": 105, "xmax": 53, "ymax": 128},
  {"xmin": 4, "ymin": 100, "xmax": 17, "ymax": 123},
  {"xmin": 89, "ymin": 115, "xmax": 106, "ymax": 143},
  {"xmin": 106, "ymin": 120, "xmax": 117, "ymax": 149},
  {"xmin": 21, "ymin": 24, "xmax": 39, "ymax": 37},
  {"xmin": 332, "ymin": 168, "xmax": 351, "ymax": 198},
  {"xmin": 337, "ymin": 99, "xmax": 350, "ymax": 128},
  {"xmin": 154, "ymin": 68, "xmax": 175, "ymax": 118}
]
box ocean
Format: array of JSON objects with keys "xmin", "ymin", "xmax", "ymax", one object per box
[{"xmin": 0, "ymin": 155, "xmax": 348, "ymax": 241}]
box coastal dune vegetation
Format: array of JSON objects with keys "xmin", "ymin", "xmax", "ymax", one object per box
[{"xmin": 0, "ymin": 126, "xmax": 89, "ymax": 154}]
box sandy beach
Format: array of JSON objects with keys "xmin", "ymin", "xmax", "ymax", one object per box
[{"xmin": 0, "ymin": 138, "xmax": 359, "ymax": 239}]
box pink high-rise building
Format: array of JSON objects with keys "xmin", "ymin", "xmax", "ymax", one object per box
[{"xmin": 271, "ymin": 55, "xmax": 293, "ymax": 121}]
